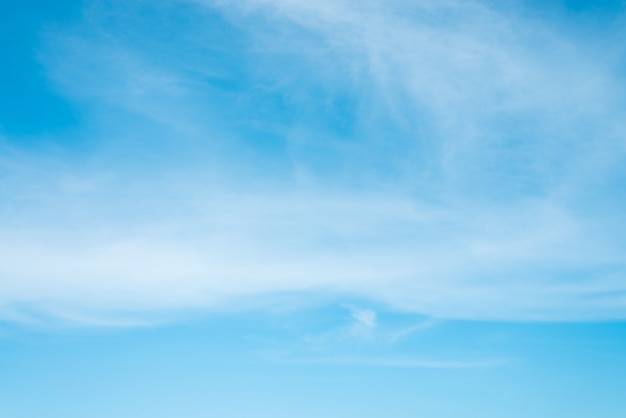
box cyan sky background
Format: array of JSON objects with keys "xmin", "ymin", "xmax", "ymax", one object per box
[{"xmin": 2, "ymin": 0, "xmax": 626, "ymax": 416}]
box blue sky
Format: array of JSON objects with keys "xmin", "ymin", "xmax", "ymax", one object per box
[{"xmin": 1, "ymin": 0, "xmax": 626, "ymax": 416}]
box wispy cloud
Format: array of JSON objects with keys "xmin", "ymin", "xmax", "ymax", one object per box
[
  {"xmin": 387, "ymin": 317, "xmax": 441, "ymax": 344},
  {"xmin": 1, "ymin": 0, "xmax": 626, "ymax": 325},
  {"xmin": 346, "ymin": 305, "xmax": 377, "ymax": 336},
  {"xmin": 262, "ymin": 353, "xmax": 512, "ymax": 369}
]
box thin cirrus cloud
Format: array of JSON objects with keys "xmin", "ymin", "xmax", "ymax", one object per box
[{"xmin": 1, "ymin": 0, "xmax": 626, "ymax": 324}]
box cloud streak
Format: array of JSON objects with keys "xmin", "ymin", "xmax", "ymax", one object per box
[{"xmin": 262, "ymin": 353, "xmax": 512, "ymax": 369}]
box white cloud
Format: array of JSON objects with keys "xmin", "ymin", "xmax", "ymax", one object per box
[
  {"xmin": 2, "ymin": 0, "xmax": 626, "ymax": 325},
  {"xmin": 2, "ymin": 188, "xmax": 624, "ymax": 322}
]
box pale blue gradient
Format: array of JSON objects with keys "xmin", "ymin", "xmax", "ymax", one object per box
[
  {"xmin": 1, "ymin": 0, "xmax": 626, "ymax": 416},
  {"xmin": 1, "ymin": 306, "xmax": 626, "ymax": 417}
]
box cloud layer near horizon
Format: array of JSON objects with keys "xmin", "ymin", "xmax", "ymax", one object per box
[{"xmin": 2, "ymin": 0, "xmax": 626, "ymax": 324}]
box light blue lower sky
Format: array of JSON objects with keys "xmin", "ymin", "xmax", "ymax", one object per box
[{"xmin": 2, "ymin": 306, "xmax": 626, "ymax": 417}]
